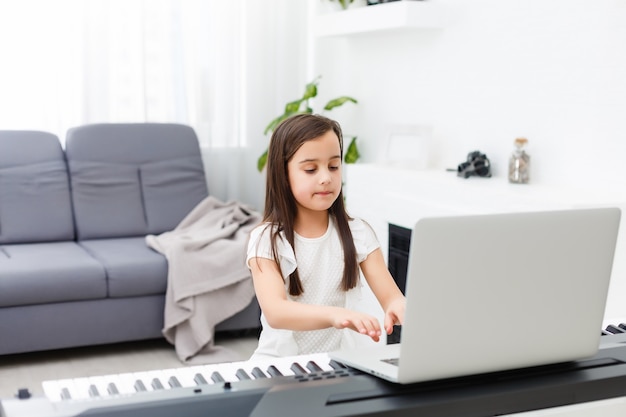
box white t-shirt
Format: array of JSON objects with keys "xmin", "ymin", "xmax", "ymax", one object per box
[{"xmin": 246, "ymin": 216, "xmax": 380, "ymax": 359}]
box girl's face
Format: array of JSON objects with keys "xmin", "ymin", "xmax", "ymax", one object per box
[{"xmin": 287, "ymin": 129, "xmax": 342, "ymax": 215}]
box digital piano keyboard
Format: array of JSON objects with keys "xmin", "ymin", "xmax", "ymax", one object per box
[{"xmin": 3, "ymin": 334, "xmax": 626, "ymax": 417}]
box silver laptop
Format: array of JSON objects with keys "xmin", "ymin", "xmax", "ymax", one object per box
[{"xmin": 330, "ymin": 207, "xmax": 621, "ymax": 384}]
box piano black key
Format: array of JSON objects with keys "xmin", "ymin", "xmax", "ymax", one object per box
[
  {"xmin": 602, "ymin": 329, "xmax": 612, "ymax": 336},
  {"xmin": 151, "ymin": 378, "xmax": 164, "ymax": 390},
  {"xmin": 88, "ymin": 385, "xmax": 99, "ymax": 398},
  {"xmin": 251, "ymin": 367, "xmax": 268, "ymax": 379},
  {"xmin": 211, "ymin": 371, "xmax": 225, "ymax": 383},
  {"xmin": 107, "ymin": 383, "xmax": 119, "ymax": 395},
  {"xmin": 194, "ymin": 373, "xmax": 209, "ymax": 385},
  {"xmin": 236, "ymin": 368, "xmax": 251, "ymax": 380},
  {"xmin": 619, "ymin": 323, "xmax": 626, "ymax": 331},
  {"xmin": 134, "ymin": 380, "xmax": 147, "ymax": 392},
  {"xmin": 306, "ymin": 361, "xmax": 324, "ymax": 373},
  {"xmin": 290, "ymin": 362, "xmax": 308, "ymax": 376},
  {"xmin": 329, "ymin": 359, "xmax": 347, "ymax": 370},
  {"xmin": 606, "ymin": 324, "xmax": 626, "ymax": 334},
  {"xmin": 60, "ymin": 387, "xmax": 71, "ymax": 400},
  {"xmin": 267, "ymin": 365, "xmax": 283, "ymax": 377},
  {"xmin": 168, "ymin": 376, "xmax": 182, "ymax": 388}
]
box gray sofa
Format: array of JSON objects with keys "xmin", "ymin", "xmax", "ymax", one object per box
[{"xmin": 0, "ymin": 123, "xmax": 260, "ymax": 356}]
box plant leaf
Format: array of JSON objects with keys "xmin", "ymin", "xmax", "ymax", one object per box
[
  {"xmin": 344, "ymin": 136, "xmax": 360, "ymax": 164},
  {"xmin": 324, "ymin": 96, "xmax": 358, "ymax": 111},
  {"xmin": 257, "ymin": 149, "xmax": 268, "ymax": 172},
  {"xmin": 303, "ymin": 77, "xmax": 320, "ymax": 100},
  {"xmin": 285, "ymin": 98, "xmax": 305, "ymax": 114}
]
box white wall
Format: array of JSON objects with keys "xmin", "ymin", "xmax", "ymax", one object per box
[{"xmin": 311, "ymin": 0, "xmax": 626, "ymax": 189}]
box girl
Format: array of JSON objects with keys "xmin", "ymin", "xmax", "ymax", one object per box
[{"xmin": 247, "ymin": 113, "xmax": 405, "ymax": 359}]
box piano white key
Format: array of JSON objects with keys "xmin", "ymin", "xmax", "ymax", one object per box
[
  {"xmin": 183, "ymin": 367, "xmax": 209, "ymax": 386},
  {"xmin": 151, "ymin": 368, "xmax": 179, "ymax": 388},
  {"xmin": 141, "ymin": 369, "xmax": 169, "ymax": 391},
  {"xmin": 209, "ymin": 362, "xmax": 244, "ymax": 383},
  {"xmin": 133, "ymin": 370, "xmax": 169, "ymax": 391},
  {"xmin": 82, "ymin": 375, "xmax": 114, "ymax": 398},
  {"xmin": 112, "ymin": 373, "xmax": 138, "ymax": 395},
  {"xmin": 232, "ymin": 361, "xmax": 257, "ymax": 380},
  {"xmin": 261, "ymin": 356, "xmax": 297, "ymax": 377},
  {"xmin": 241, "ymin": 361, "xmax": 266, "ymax": 380},
  {"xmin": 164, "ymin": 367, "xmax": 197, "ymax": 388},
  {"xmin": 305, "ymin": 353, "xmax": 335, "ymax": 372},
  {"xmin": 237, "ymin": 361, "xmax": 268, "ymax": 380},
  {"xmin": 61, "ymin": 378, "xmax": 90, "ymax": 400},
  {"xmin": 84, "ymin": 376, "xmax": 110, "ymax": 398},
  {"xmin": 154, "ymin": 367, "xmax": 196, "ymax": 388},
  {"xmin": 130, "ymin": 371, "xmax": 157, "ymax": 392},
  {"xmin": 42, "ymin": 379, "xmax": 64, "ymax": 402}
]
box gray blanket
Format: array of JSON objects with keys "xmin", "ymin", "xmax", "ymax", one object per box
[{"xmin": 146, "ymin": 196, "xmax": 261, "ymax": 364}]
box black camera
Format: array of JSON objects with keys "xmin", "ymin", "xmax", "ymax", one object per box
[{"xmin": 457, "ymin": 151, "xmax": 491, "ymax": 179}]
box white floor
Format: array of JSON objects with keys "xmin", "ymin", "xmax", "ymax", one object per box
[{"xmin": 0, "ymin": 333, "xmax": 259, "ymax": 400}]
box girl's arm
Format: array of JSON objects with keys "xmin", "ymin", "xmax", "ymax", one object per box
[
  {"xmin": 360, "ymin": 248, "xmax": 406, "ymax": 335},
  {"xmin": 249, "ymin": 257, "xmax": 383, "ymax": 342}
]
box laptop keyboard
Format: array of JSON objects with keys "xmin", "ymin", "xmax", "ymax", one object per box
[{"xmin": 381, "ymin": 358, "xmax": 399, "ymax": 366}]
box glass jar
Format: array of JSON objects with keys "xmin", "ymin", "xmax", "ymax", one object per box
[{"xmin": 508, "ymin": 137, "xmax": 530, "ymax": 184}]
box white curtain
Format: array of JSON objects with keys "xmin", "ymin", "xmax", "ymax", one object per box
[
  {"xmin": 0, "ymin": 0, "xmax": 245, "ymax": 147},
  {"xmin": 0, "ymin": 0, "xmax": 309, "ymax": 208}
]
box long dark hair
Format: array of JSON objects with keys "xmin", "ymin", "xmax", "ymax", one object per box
[{"xmin": 263, "ymin": 113, "xmax": 358, "ymax": 296}]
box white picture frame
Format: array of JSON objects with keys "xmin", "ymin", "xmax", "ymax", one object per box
[{"xmin": 379, "ymin": 124, "xmax": 432, "ymax": 170}]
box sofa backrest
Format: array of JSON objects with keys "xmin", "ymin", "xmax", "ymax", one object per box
[
  {"xmin": 0, "ymin": 131, "xmax": 75, "ymax": 244},
  {"xmin": 65, "ymin": 123, "xmax": 209, "ymax": 240}
]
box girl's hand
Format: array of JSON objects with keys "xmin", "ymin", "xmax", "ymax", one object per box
[
  {"xmin": 359, "ymin": 248, "xmax": 406, "ymax": 336},
  {"xmin": 384, "ymin": 297, "xmax": 406, "ymax": 335},
  {"xmin": 333, "ymin": 309, "xmax": 383, "ymax": 342}
]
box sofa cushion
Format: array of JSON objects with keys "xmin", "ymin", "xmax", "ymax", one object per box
[
  {"xmin": 0, "ymin": 242, "xmax": 107, "ymax": 308},
  {"xmin": 67, "ymin": 161, "xmax": 148, "ymax": 238},
  {"xmin": 79, "ymin": 237, "xmax": 168, "ymax": 298},
  {"xmin": 0, "ymin": 131, "xmax": 75, "ymax": 244},
  {"xmin": 141, "ymin": 158, "xmax": 210, "ymax": 231},
  {"xmin": 65, "ymin": 123, "xmax": 209, "ymax": 240}
]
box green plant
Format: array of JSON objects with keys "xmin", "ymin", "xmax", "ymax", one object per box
[
  {"xmin": 331, "ymin": 0, "xmax": 355, "ymax": 9},
  {"xmin": 257, "ymin": 76, "xmax": 359, "ymax": 171}
]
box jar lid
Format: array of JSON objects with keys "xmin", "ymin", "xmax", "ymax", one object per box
[{"xmin": 514, "ymin": 137, "xmax": 528, "ymax": 145}]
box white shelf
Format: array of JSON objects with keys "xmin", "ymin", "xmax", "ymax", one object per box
[{"xmin": 313, "ymin": 1, "xmax": 444, "ymax": 38}]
